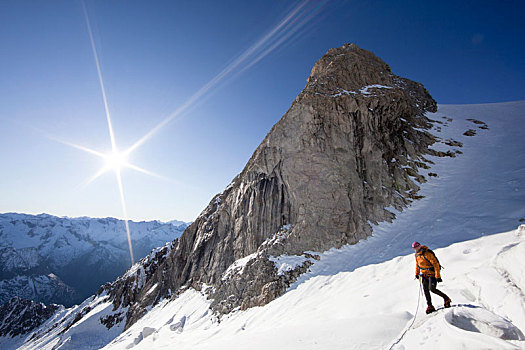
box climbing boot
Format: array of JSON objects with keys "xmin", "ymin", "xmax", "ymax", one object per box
[
  {"xmin": 444, "ymin": 298, "xmax": 451, "ymax": 308},
  {"xmin": 426, "ymin": 305, "xmax": 436, "ymax": 314}
]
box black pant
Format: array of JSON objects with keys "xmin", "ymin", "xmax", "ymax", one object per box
[{"xmin": 421, "ymin": 275, "xmax": 449, "ymax": 306}]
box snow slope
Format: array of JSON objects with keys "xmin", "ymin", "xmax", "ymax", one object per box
[
  {"xmin": 3, "ymin": 101, "xmax": 524, "ymax": 349},
  {"xmin": 101, "ymin": 227, "xmax": 525, "ymax": 350}
]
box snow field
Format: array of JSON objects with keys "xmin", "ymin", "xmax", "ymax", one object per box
[
  {"xmin": 102, "ymin": 228, "xmax": 525, "ymax": 350},
  {"xmin": 395, "ymin": 229, "xmax": 525, "ymax": 349}
]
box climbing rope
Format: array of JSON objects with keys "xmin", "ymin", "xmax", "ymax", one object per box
[{"xmin": 387, "ymin": 277, "xmax": 423, "ymax": 350}]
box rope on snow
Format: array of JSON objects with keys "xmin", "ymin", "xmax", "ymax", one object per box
[{"xmin": 387, "ymin": 278, "xmax": 423, "ymax": 350}]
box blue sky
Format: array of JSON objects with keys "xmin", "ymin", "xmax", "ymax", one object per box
[{"xmin": 1, "ymin": 0, "xmax": 524, "ymax": 222}]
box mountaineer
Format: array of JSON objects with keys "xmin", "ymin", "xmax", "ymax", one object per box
[{"xmin": 412, "ymin": 241, "xmax": 452, "ymax": 314}]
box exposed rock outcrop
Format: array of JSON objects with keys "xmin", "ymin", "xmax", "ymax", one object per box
[
  {"xmin": 42, "ymin": 44, "xmax": 442, "ymax": 336},
  {"xmin": 92, "ymin": 43, "xmax": 442, "ymax": 329}
]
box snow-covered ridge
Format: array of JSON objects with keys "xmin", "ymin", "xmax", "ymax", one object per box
[{"xmin": 0, "ymin": 212, "xmax": 187, "ymax": 250}]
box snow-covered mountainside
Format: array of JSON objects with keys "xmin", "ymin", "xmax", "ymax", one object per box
[
  {"xmin": 0, "ymin": 213, "xmax": 188, "ymax": 306},
  {"xmin": 98, "ymin": 227, "xmax": 525, "ymax": 350},
  {"xmin": 2, "ymin": 100, "xmax": 523, "ymax": 349}
]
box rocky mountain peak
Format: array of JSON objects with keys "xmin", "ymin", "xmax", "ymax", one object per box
[
  {"xmin": 7, "ymin": 44, "xmax": 448, "ymax": 340},
  {"xmin": 104, "ymin": 43, "xmax": 443, "ymax": 324},
  {"xmin": 307, "ymin": 43, "xmax": 393, "ymax": 91},
  {"xmin": 303, "ymin": 43, "xmax": 436, "ymax": 115}
]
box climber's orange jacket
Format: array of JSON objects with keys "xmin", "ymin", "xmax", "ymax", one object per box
[{"xmin": 414, "ymin": 245, "xmax": 441, "ymax": 279}]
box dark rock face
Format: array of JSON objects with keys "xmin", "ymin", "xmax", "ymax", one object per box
[
  {"xmin": 96, "ymin": 43, "xmax": 439, "ymax": 328},
  {"xmin": 0, "ymin": 297, "xmax": 60, "ymax": 337}
]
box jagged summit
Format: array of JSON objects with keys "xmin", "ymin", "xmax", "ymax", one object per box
[
  {"xmin": 308, "ymin": 43, "xmax": 393, "ymax": 89},
  {"xmin": 303, "ymin": 43, "xmax": 436, "ymax": 114},
  {"xmin": 240, "ymin": 43, "xmax": 437, "ymax": 257},
  {"xmin": 106, "ymin": 43, "xmax": 443, "ymax": 325},
  {"xmin": 0, "ymin": 44, "xmax": 455, "ymax": 346}
]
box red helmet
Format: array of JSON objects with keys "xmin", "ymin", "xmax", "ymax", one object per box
[{"xmin": 412, "ymin": 241, "xmax": 421, "ymax": 248}]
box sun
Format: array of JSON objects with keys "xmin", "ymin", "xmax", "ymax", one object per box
[{"xmin": 104, "ymin": 150, "xmax": 129, "ymax": 171}]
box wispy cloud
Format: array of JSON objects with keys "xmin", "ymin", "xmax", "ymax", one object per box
[{"xmin": 126, "ymin": 0, "xmax": 327, "ymax": 154}]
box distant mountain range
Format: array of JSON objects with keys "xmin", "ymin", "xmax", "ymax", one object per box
[{"xmin": 0, "ymin": 213, "xmax": 188, "ymax": 306}]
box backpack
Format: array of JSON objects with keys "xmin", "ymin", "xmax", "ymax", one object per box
[{"xmin": 421, "ymin": 248, "xmax": 444, "ymax": 270}]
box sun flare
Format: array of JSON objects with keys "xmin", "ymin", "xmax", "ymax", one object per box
[
  {"xmin": 104, "ymin": 150, "xmax": 129, "ymax": 171},
  {"xmin": 69, "ymin": 0, "xmax": 319, "ymax": 267}
]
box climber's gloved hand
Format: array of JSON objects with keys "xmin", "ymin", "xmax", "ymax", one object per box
[{"xmin": 437, "ymin": 278, "xmax": 442, "ymax": 283}]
